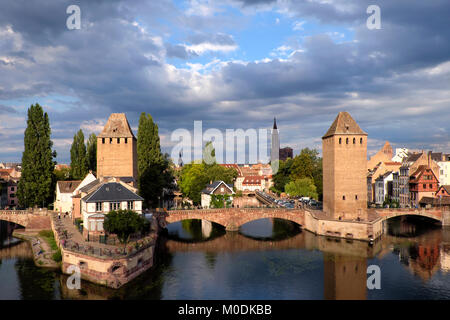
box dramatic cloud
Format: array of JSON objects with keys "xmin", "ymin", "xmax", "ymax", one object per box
[{"xmin": 0, "ymin": 0, "xmax": 449, "ymax": 163}]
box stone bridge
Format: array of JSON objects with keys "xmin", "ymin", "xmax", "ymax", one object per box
[
  {"xmin": 165, "ymin": 208, "xmax": 305, "ymax": 231},
  {"xmin": 376, "ymin": 208, "xmax": 449, "ymax": 225},
  {"xmin": 0, "ymin": 209, "xmax": 52, "ymax": 231}
]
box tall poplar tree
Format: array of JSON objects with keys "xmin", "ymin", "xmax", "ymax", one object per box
[
  {"xmin": 86, "ymin": 133, "xmax": 97, "ymax": 173},
  {"xmin": 137, "ymin": 112, "xmax": 173, "ymax": 208},
  {"xmin": 70, "ymin": 129, "xmax": 88, "ymax": 180},
  {"xmin": 17, "ymin": 103, "xmax": 56, "ymax": 208}
]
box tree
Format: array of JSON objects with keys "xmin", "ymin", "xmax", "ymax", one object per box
[
  {"xmin": 103, "ymin": 209, "xmax": 149, "ymax": 245},
  {"xmin": 54, "ymin": 167, "xmax": 71, "ymax": 181},
  {"xmin": 272, "ymin": 158, "xmax": 294, "ymax": 193},
  {"xmin": 178, "ymin": 142, "xmax": 238, "ymax": 205},
  {"xmin": 289, "ymin": 148, "xmax": 323, "ymax": 200},
  {"xmin": 17, "ymin": 103, "xmax": 56, "ymax": 208},
  {"xmin": 70, "ymin": 129, "xmax": 88, "ymax": 180},
  {"xmin": 137, "ymin": 112, "xmax": 174, "ymax": 208},
  {"xmin": 285, "ymin": 178, "xmax": 318, "ymax": 199},
  {"xmin": 86, "ymin": 133, "xmax": 97, "ymax": 173}
]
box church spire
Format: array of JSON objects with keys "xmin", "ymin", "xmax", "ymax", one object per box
[{"xmin": 273, "ymin": 117, "xmax": 277, "ymax": 130}]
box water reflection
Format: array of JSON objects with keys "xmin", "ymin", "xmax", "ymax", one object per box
[{"xmin": 1, "ymin": 217, "xmax": 450, "ymax": 299}]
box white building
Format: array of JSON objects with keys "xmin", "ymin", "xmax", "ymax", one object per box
[
  {"xmin": 392, "ymin": 148, "xmax": 409, "ymax": 162},
  {"xmin": 375, "ymin": 171, "xmax": 394, "ymax": 205},
  {"xmin": 81, "ymin": 179, "xmax": 143, "ymax": 239},
  {"xmin": 54, "ymin": 172, "xmax": 97, "ymax": 214},
  {"xmin": 438, "ymin": 159, "xmax": 450, "ymax": 186},
  {"xmin": 201, "ymin": 181, "xmax": 234, "ymax": 209}
]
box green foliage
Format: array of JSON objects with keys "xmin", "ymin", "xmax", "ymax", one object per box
[
  {"xmin": 86, "ymin": 133, "xmax": 97, "ymax": 173},
  {"xmin": 210, "ymin": 194, "xmax": 232, "ymax": 208},
  {"xmin": 54, "ymin": 167, "xmax": 71, "ymax": 181},
  {"xmin": 70, "ymin": 129, "xmax": 88, "ymax": 180},
  {"xmin": 137, "ymin": 113, "xmax": 174, "ymax": 208},
  {"xmin": 179, "ymin": 152, "xmax": 238, "ymax": 205},
  {"xmin": 285, "ymin": 178, "xmax": 318, "ymax": 199},
  {"xmin": 52, "ymin": 250, "xmax": 62, "ymax": 262},
  {"xmin": 103, "ymin": 209, "xmax": 149, "ymax": 245},
  {"xmin": 17, "ymin": 103, "xmax": 56, "ymax": 208},
  {"xmin": 272, "ymin": 158, "xmax": 293, "ymax": 193},
  {"xmin": 38, "ymin": 230, "xmax": 58, "ymax": 251},
  {"xmin": 271, "ymin": 148, "xmax": 323, "ymax": 200}
]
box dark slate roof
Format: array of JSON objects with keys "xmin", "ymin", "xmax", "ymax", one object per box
[
  {"xmin": 405, "ymin": 152, "xmax": 422, "ymax": 163},
  {"xmin": 79, "ymin": 179, "xmax": 101, "ymax": 193},
  {"xmin": 82, "ymin": 182, "xmax": 143, "ymax": 203},
  {"xmin": 201, "ymin": 181, "xmax": 234, "ymax": 194},
  {"xmin": 323, "ymin": 111, "xmax": 367, "ymax": 139}
]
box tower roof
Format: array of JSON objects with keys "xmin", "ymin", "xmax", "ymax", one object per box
[
  {"xmin": 273, "ymin": 117, "xmax": 277, "ymax": 130},
  {"xmin": 322, "ymin": 111, "xmax": 367, "ymax": 139},
  {"xmin": 98, "ymin": 113, "xmax": 135, "ymax": 138}
]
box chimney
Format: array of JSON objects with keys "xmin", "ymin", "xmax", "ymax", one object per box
[{"xmin": 428, "ymin": 151, "xmax": 432, "ymax": 167}]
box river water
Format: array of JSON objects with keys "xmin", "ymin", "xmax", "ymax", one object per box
[{"xmin": 1, "ymin": 216, "xmax": 450, "ymax": 300}]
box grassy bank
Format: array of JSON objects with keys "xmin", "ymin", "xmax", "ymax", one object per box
[{"xmin": 39, "ymin": 230, "xmax": 62, "ymax": 262}]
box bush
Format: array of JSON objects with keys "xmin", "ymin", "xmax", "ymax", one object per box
[{"xmin": 52, "ymin": 250, "xmax": 62, "ymax": 262}]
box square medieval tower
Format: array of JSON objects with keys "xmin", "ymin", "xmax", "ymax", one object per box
[
  {"xmin": 322, "ymin": 112, "xmax": 368, "ymax": 220},
  {"xmin": 97, "ymin": 113, "xmax": 138, "ymax": 182}
]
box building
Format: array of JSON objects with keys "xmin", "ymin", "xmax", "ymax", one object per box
[
  {"xmin": 271, "ymin": 118, "xmax": 280, "ymax": 163},
  {"xmin": 403, "ymin": 151, "xmax": 441, "ymax": 183},
  {"xmin": 367, "ymin": 161, "xmax": 401, "ymax": 204},
  {"xmin": 54, "ymin": 172, "xmax": 97, "ymax": 215},
  {"xmin": 374, "ymin": 171, "xmax": 394, "ymax": 206},
  {"xmin": 437, "ymin": 154, "xmax": 450, "ymax": 186},
  {"xmin": 81, "ymin": 178, "xmax": 144, "ymax": 240},
  {"xmin": 367, "ymin": 141, "xmax": 393, "ymax": 170},
  {"xmin": 392, "ymin": 148, "xmax": 409, "ymax": 162},
  {"xmin": 0, "ymin": 168, "xmax": 21, "ymax": 208},
  {"xmin": 322, "ymin": 112, "xmax": 368, "ymax": 220},
  {"xmin": 409, "ymin": 165, "xmax": 439, "ymax": 207},
  {"xmin": 279, "ymin": 147, "xmax": 293, "ymax": 161},
  {"xmin": 97, "ymin": 113, "xmax": 138, "ymax": 185},
  {"xmin": 55, "ymin": 180, "xmax": 82, "ymax": 213},
  {"xmin": 435, "ymin": 185, "xmax": 450, "ymax": 198},
  {"xmin": 399, "ymin": 164, "xmax": 410, "ymax": 208},
  {"xmin": 392, "ymin": 171, "xmax": 400, "ymax": 204},
  {"xmin": 201, "ymin": 181, "xmax": 234, "ymax": 209}
]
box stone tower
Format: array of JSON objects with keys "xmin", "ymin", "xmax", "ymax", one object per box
[
  {"xmin": 322, "ymin": 112, "xmax": 368, "ymax": 220},
  {"xmin": 271, "ymin": 117, "xmax": 280, "ymax": 163},
  {"xmin": 97, "ymin": 113, "xmax": 138, "ymax": 182}
]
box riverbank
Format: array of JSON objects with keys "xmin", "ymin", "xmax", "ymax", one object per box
[{"xmin": 12, "ymin": 229, "xmax": 60, "ymax": 269}]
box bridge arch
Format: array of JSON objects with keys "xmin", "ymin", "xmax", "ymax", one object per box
[
  {"xmin": 379, "ymin": 210, "xmax": 442, "ymax": 224},
  {"xmin": 165, "ymin": 208, "xmax": 305, "ymax": 232}
]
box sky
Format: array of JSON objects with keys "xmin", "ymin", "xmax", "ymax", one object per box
[{"xmin": 0, "ymin": 0, "xmax": 449, "ymax": 164}]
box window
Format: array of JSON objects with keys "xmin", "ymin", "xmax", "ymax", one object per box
[
  {"xmin": 360, "ymin": 138, "xmax": 363, "ymax": 144},
  {"xmin": 96, "ymin": 202, "xmax": 102, "ymax": 212},
  {"xmin": 11, "ymin": 187, "xmax": 14, "ymax": 191},
  {"xmin": 125, "ymin": 138, "xmax": 128, "ymax": 144},
  {"xmin": 109, "ymin": 138, "xmax": 112, "ymax": 144},
  {"xmin": 127, "ymin": 201, "xmax": 134, "ymax": 210},
  {"xmin": 111, "ymin": 202, "xmax": 120, "ymax": 210},
  {"xmin": 343, "ymin": 195, "xmax": 346, "ymax": 200},
  {"xmin": 339, "ymin": 138, "xmax": 342, "ymax": 144},
  {"xmin": 117, "ymin": 138, "xmax": 120, "ymax": 144},
  {"xmin": 102, "ymin": 138, "xmax": 105, "ymax": 144},
  {"xmin": 346, "ymin": 138, "xmax": 349, "ymax": 144},
  {"xmin": 430, "ymin": 184, "xmax": 433, "ymax": 189},
  {"xmin": 353, "ymin": 138, "xmax": 356, "ymax": 144},
  {"xmin": 355, "ymin": 195, "xmax": 358, "ymax": 200},
  {"xmin": 423, "ymin": 184, "xmax": 427, "ymax": 189}
]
